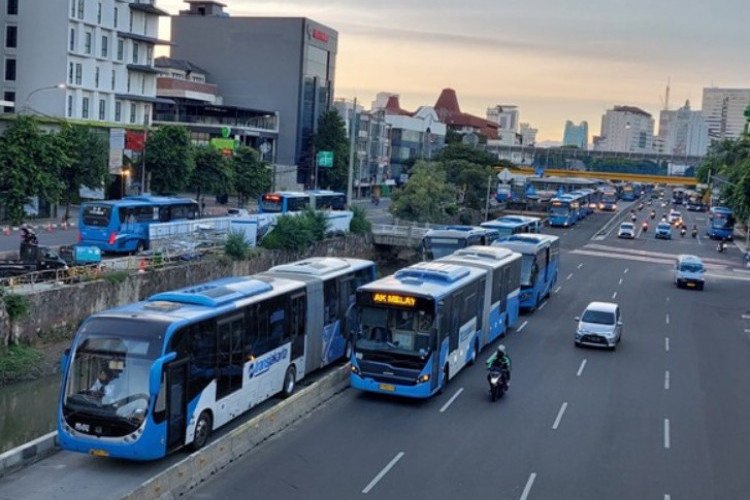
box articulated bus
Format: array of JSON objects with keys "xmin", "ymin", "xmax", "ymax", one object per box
[
  {"xmin": 422, "ymin": 225, "xmax": 500, "ymax": 260},
  {"xmin": 437, "ymin": 246, "xmax": 522, "ymax": 345},
  {"xmin": 548, "ymin": 194, "xmax": 580, "ymax": 227},
  {"xmin": 569, "ymin": 189, "xmax": 596, "ymax": 216},
  {"xmin": 598, "ymin": 188, "xmax": 618, "ymax": 211},
  {"xmin": 492, "ymin": 234, "xmax": 559, "ymax": 310},
  {"xmin": 351, "ymin": 261, "xmax": 499, "ymax": 398},
  {"xmin": 706, "ymin": 206, "xmax": 735, "ymax": 240},
  {"xmin": 258, "ymin": 190, "xmax": 347, "ymax": 214},
  {"xmin": 57, "ymin": 257, "xmax": 376, "ymax": 460},
  {"xmin": 480, "ymin": 215, "xmax": 542, "ymax": 239},
  {"xmin": 79, "ymin": 195, "xmax": 199, "ymax": 253}
]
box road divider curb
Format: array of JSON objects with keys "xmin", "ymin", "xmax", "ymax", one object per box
[
  {"xmin": 0, "ymin": 431, "xmax": 58, "ymax": 478},
  {"xmin": 120, "ymin": 363, "xmax": 351, "ymax": 500}
]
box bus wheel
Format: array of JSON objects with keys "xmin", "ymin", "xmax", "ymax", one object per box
[
  {"xmin": 280, "ymin": 365, "xmax": 296, "ymax": 399},
  {"xmin": 136, "ymin": 240, "xmax": 145, "ymax": 254},
  {"xmin": 468, "ymin": 340, "xmax": 478, "ymax": 366},
  {"xmin": 439, "ymin": 365, "xmax": 449, "ymax": 394},
  {"xmin": 190, "ymin": 411, "xmax": 212, "ymax": 451}
]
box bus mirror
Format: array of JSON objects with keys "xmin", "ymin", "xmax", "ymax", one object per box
[
  {"xmin": 60, "ymin": 348, "xmax": 70, "ymax": 372},
  {"xmin": 149, "ymin": 352, "xmax": 177, "ymax": 395}
]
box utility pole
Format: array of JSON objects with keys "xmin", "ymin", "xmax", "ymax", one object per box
[{"xmin": 347, "ymin": 97, "xmax": 357, "ymax": 203}]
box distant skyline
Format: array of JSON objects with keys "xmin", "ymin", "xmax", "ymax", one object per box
[{"xmin": 156, "ymin": 0, "xmax": 750, "ymax": 143}]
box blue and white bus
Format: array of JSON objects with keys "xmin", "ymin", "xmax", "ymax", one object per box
[
  {"xmin": 422, "ymin": 225, "xmax": 500, "ymax": 260},
  {"xmin": 437, "ymin": 246, "xmax": 522, "ymax": 345},
  {"xmin": 569, "ymin": 189, "xmax": 596, "ymax": 216},
  {"xmin": 258, "ymin": 190, "xmax": 347, "ymax": 214},
  {"xmin": 492, "ymin": 234, "xmax": 559, "ymax": 310},
  {"xmin": 78, "ymin": 195, "xmax": 199, "ymax": 253},
  {"xmin": 480, "ymin": 215, "xmax": 542, "ymax": 240},
  {"xmin": 351, "ymin": 261, "xmax": 495, "ymax": 398},
  {"xmin": 598, "ymin": 188, "xmax": 618, "ymax": 211},
  {"xmin": 706, "ymin": 206, "xmax": 735, "ymax": 240},
  {"xmin": 57, "ymin": 257, "xmax": 376, "ymax": 460},
  {"xmin": 548, "ymin": 194, "xmax": 580, "ymax": 227}
]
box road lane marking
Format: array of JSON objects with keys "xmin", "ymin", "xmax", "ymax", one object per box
[
  {"xmin": 552, "ymin": 402, "xmax": 568, "ymax": 430},
  {"xmin": 743, "ymin": 314, "xmax": 750, "ymax": 320},
  {"xmin": 618, "ymin": 278, "xmax": 623, "ymax": 285},
  {"xmin": 538, "ymin": 301, "xmax": 547, "ymax": 310},
  {"xmin": 612, "ymin": 291, "xmax": 617, "ymax": 299},
  {"xmin": 664, "ymin": 419, "xmax": 670, "ymax": 449},
  {"xmin": 664, "ymin": 371, "xmax": 670, "ymax": 390},
  {"xmin": 665, "ymin": 495, "xmax": 671, "ymax": 500},
  {"xmin": 519, "ymin": 473, "xmax": 537, "ymax": 500},
  {"xmin": 577, "ymin": 263, "xmax": 583, "ymax": 269},
  {"xmin": 554, "ymin": 286, "xmax": 562, "ymax": 293},
  {"xmin": 624, "ymin": 268, "xmax": 629, "ymax": 274},
  {"xmin": 576, "ymin": 359, "xmax": 587, "ymax": 376},
  {"xmin": 517, "ymin": 320, "xmax": 528, "ymax": 333},
  {"xmin": 566, "ymin": 273, "xmax": 573, "ymax": 280},
  {"xmin": 362, "ymin": 451, "xmax": 405, "ymax": 493},
  {"xmin": 665, "ymin": 337, "xmax": 670, "ymax": 352},
  {"xmin": 439, "ymin": 388, "xmax": 463, "ymax": 413},
  {"xmin": 666, "ymin": 314, "xmax": 670, "ymax": 325}
]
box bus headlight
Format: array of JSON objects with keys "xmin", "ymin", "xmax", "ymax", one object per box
[
  {"xmin": 418, "ymin": 374, "xmax": 430, "ymax": 383},
  {"xmin": 350, "ymin": 365, "xmax": 360, "ymax": 375}
]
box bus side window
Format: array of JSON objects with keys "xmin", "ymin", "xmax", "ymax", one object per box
[{"xmin": 323, "ymin": 279, "xmax": 338, "ymax": 324}]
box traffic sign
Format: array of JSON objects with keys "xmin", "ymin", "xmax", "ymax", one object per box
[
  {"xmin": 317, "ymin": 150, "xmax": 334, "ymax": 167},
  {"xmin": 497, "ymin": 168, "xmax": 512, "ymax": 183}
]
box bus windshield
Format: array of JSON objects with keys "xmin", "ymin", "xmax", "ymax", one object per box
[
  {"xmin": 550, "ymin": 204, "xmax": 570, "ymax": 216},
  {"xmin": 519, "ymin": 254, "xmax": 535, "ymax": 287},
  {"xmin": 82, "ymin": 204, "xmax": 112, "ymax": 227},
  {"xmin": 712, "ymin": 213, "xmax": 734, "ymax": 229},
  {"xmin": 424, "ymin": 237, "xmax": 465, "ymax": 259},
  {"xmin": 356, "ymin": 306, "xmax": 433, "ymax": 356}
]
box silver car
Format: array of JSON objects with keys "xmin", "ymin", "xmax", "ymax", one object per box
[{"xmin": 574, "ymin": 301, "xmax": 622, "ymax": 350}]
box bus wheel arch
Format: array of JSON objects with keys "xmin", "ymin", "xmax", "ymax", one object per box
[
  {"xmin": 135, "ymin": 240, "xmax": 146, "ymax": 254},
  {"xmin": 190, "ymin": 411, "xmax": 213, "ymax": 451},
  {"xmin": 439, "ymin": 364, "xmax": 450, "ymax": 394},
  {"xmin": 280, "ymin": 365, "xmax": 297, "ymax": 399},
  {"xmin": 469, "ymin": 339, "xmax": 479, "ymax": 366}
]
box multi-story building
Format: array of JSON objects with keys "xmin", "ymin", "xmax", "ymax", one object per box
[
  {"xmin": 170, "ymin": 1, "xmax": 338, "ymax": 186},
  {"xmin": 595, "ymin": 105, "xmax": 654, "ymax": 153},
  {"xmin": 519, "ymin": 123, "xmax": 537, "ymax": 147},
  {"xmin": 1, "ymin": 0, "xmax": 167, "ymax": 127},
  {"xmin": 656, "ymin": 100, "xmax": 708, "ymax": 157},
  {"xmin": 562, "ymin": 120, "xmax": 588, "ymax": 149},
  {"xmin": 701, "ymin": 87, "xmax": 750, "ymax": 140},
  {"xmin": 487, "ymin": 105, "xmax": 519, "ymax": 135}
]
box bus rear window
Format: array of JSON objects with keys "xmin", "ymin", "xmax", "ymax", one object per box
[{"xmin": 82, "ymin": 205, "xmax": 112, "ymax": 227}]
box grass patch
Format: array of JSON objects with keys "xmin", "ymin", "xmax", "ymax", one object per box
[{"xmin": 0, "ymin": 344, "xmax": 44, "ymax": 384}]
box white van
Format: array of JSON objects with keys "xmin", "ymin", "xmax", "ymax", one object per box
[{"xmin": 674, "ymin": 254, "xmax": 705, "ymax": 290}]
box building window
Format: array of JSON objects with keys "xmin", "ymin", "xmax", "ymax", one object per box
[
  {"xmin": 75, "ymin": 63, "xmax": 82, "ymax": 85},
  {"xmin": 77, "ymin": 0, "xmax": 84, "ymax": 20},
  {"xmin": 85, "ymin": 32, "xmax": 92, "ymax": 54},
  {"xmin": 101, "ymin": 35, "xmax": 108, "ymax": 58},
  {"xmin": 70, "ymin": 0, "xmax": 75, "ymax": 17},
  {"xmin": 98, "ymin": 99, "xmax": 105, "ymax": 120},
  {"xmin": 67, "ymin": 95, "xmax": 73, "ymax": 117},
  {"xmin": 141, "ymin": 75, "xmax": 145, "ymax": 94},
  {"xmin": 129, "ymin": 103, "xmax": 136, "ymax": 124},
  {"xmin": 8, "ymin": 0, "xmax": 18, "ymax": 15},
  {"xmin": 82, "ymin": 97, "xmax": 89, "ymax": 118},
  {"xmin": 147, "ymin": 46, "xmax": 153, "ymax": 65},
  {"xmin": 132, "ymin": 43, "xmax": 139, "ymax": 64},
  {"xmin": 111, "ymin": 69, "xmax": 116, "ymax": 90},
  {"xmin": 94, "ymin": 67, "xmax": 99, "ymax": 87},
  {"xmin": 97, "ymin": 2, "xmax": 102, "ymax": 24},
  {"xmin": 114, "ymin": 100, "xmax": 121, "ymax": 121},
  {"xmin": 3, "ymin": 91, "xmax": 14, "ymax": 113},
  {"xmin": 68, "ymin": 62, "xmax": 74, "ymax": 84},
  {"xmin": 5, "ymin": 26, "xmax": 17, "ymax": 48},
  {"xmin": 69, "ymin": 28, "xmax": 76, "ymax": 51},
  {"xmin": 117, "ymin": 38, "xmax": 124, "ymax": 60},
  {"xmin": 126, "ymin": 74, "xmax": 130, "ymax": 92},
  {"xmin": 4, "ymin": 58, "xmax": 16, "ymax": 81},
  {"xmin": 114, "ymin": 7, "xmax": 118, "ymax": 27}
]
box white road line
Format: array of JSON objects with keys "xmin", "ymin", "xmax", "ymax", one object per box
[
  {"xmin": 745, "ymin": 329, "xmax": 750, "ymax": 334},
  {"xmin": 624, "ymin": 268, "xmax": 629, "ymax": 274},
  {"xmin": 742, "ymin": 314, "xmax": 750, "ymax": 320},
  {"xmin": 362, "ymin": 451, "xmax": 405, "ymax": 493},
  {"xmin": 554, "ymin": 286, "xmax": 562, "ymax": 293},
  {"xmin": 517, "ymin": 320, "xmax": 528, "ymax": 333},
  {"xmin": 665, "ymin": 495, "xmax": 671, "ymax": 500},
  {"xmin": 664, "ymin": 419, "xmax": 670, "ymax": 449},
  {"xmin": 538, "ymin": 301, "xmax": 547, "ymax": 310},
  {"xmin": 612, "ymin": 291, "xmax": 618, "ymax": 299},
  {"xmin": 666, "ymin": 297, "xmax": 670, "ymax": 303},
  {"xmin": 566, "ymin": 273, "xmax": 573, "ymax": 280},
  {"xmin": 577, "ymin": 263, "xmax": 583, "ymax": 269},
  {"xmin": 665, "ymin": 337, "xmax": 670, "ymax": 352},
  {"xmin": 552, "ymin": 402, "xmax": 568, "ymax": 430},
  {"xmin": 618, "ymin": 278, "xmax": 623, "ymax": 285},
  {"xmin": 666, "ymin": 313, "xmax": 670, "ymax": 325},
  {"xmin": 439, "ymin": 388, "xmax": 464, "ymax": 413},
  {"xmin": 576, "ymin": 359, "xmax": 587, "ymax": 376},
  {"xmin": 664, "ymin": 371, "xmax": 670, "ymax": 390},
  {"xmin": 519, "ymin": 473, "xmax": 537, "ymax": 500}
]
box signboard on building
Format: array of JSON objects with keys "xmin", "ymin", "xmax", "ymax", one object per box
[
  {"xmin": 125, "ymin": 130, "xmax": 145, "ymax": 152},
  {"xmin": 108, "ymin": 148, "xmax": 123, "ymax": 172},
  {"xmin": 317, "ymin": 150, "xmax": 333, "ymax": 167}
]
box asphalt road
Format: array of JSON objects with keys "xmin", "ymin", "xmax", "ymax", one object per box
[{"xmin": 180, "ymin": 206, "xmax": 750, "ymax": 500}]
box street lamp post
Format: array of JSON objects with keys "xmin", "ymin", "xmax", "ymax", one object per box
[{"xmin": 23, "ymin": 83, "xmax": 66, "ymax": 114}]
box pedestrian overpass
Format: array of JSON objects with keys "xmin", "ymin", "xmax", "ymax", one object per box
[{"xmin": 498, "ymin": 166, "xmax": 697, "ymax": 187}]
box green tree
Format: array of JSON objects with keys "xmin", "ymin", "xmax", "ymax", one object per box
[
  {"xmin": 145, "ymin": 125, "xmax": 194, "ymax": 194},
  {"xmin": 695, "ymin": 136, "xmax": 750, "ymax": 226},
  {"xmin": 389, "ymin": 161, "xmax": 455, "ymax": 223},
  {"xmin": 0, "ymin": 116, "xmax": 67, "ymax": 224},
  {"xmin": 314, "ymin": 110, "xmax": 349, "ymax": 191},
  {"xmin": 189, "ymin": 146, "xmax": 234, "ymax": 205},
  {"xmin": 232, "ymin": 146, "xmax": 272, "ymax": 206},
  {"xmin": 57, "ymin": 124, "xmax": 109, "ymax": 221},
  {"xmin": 434, "ymin": 142, "xmax": 496, "ymax": 166}
]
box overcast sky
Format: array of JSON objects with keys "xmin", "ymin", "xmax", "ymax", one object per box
[{"xmin": 157, "ymin": 0, "xmax": 750, "ymax": 143}]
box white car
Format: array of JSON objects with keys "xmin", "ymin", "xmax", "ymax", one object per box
[
  {"xmin": 668, "ymin": 210, "xmax": 682, "ymax": 224},
  {"xmin": 617, "ymin": 222, "xmax": 636, "ymax": 239},
  {"xmin": 574, "ymin": 301, "xmax": 623, "ymax": 350}
]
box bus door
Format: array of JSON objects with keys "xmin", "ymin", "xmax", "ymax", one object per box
[
  {"xmin": 435, "ymin": 297, "xmax": 452, "ymax": 391},
  {"xmin": 165, "ymin": 360, "xmax": 188, "ymax": 451},
  {"xmin": 339, "ymin": 275, "xmax": 356, "ymax": 354}
]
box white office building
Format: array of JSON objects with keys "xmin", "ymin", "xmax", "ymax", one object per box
[
  {"xmin": 487, "ymin": 105, "xmax": 519, "ymax": 133},
  {"xmin": 701, "ymin": 87, "xmax": 750, "ymax": 140},
  {"xmin": 1, "ymin": 0, "xmax": 167, "ymax": 125},
  {"xmin": 595, "ymin": 105, "xmax": 654, "ymax": 153},
  {"xmin": 657, "ymin": 100, "xmax": 708, "ymax": 157}
]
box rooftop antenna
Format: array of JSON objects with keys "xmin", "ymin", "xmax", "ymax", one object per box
[{"xmin": 663, "ymin": 76, "xmax": 671, "ymax": 111}]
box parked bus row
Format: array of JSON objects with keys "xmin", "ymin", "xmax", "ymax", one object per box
[
  {"xmin": 351, "ymin": 233, "xmax": 560, "ymax": 399},
  {"xmin": 548, "ymin": 188, "xmax": 599, "ymax": 227}
]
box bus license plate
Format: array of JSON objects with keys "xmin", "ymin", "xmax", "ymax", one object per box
[
  {"xmin": 687, "ymin": 283, "xmax": 695, "ymax": 288},
  {"xmin": 89, "ymin": 449, "xmax": 109, "ymax": 457},
  {"xmin": 379, "ymin": 384, "xmax": 395, "ymax": 392}
]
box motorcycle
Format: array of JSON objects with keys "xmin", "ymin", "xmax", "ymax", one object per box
[
  {"xmin": 680, "ymin": 227, "xmax": 686, "ymax": 237},
  {"xmin": 717, "ymin": 240, "xmax": 726, "ymax": 253},
  {"xmin": 650, "ymin": 210, "xmax": 656, "ymax": 220},
  {"xmin": 631, "ymin": 214, "xmax": 637, "ymax": 222},
  {"xmin": 487, "ymin": 367, "xmax": 508, "ymax": 401},
  {"xmin": 641, "ymin": 221, "xmax": 648, "ymax": 232}
]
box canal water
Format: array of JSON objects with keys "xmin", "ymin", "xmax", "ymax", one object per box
[{"xmin": 0, "ymin": 374, "xmax": 60, "ymax": 455}]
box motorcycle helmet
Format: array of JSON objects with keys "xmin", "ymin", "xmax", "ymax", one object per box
[{"xmin": 497, "ymin": 344, "xmax": 506, "ymax": 355}]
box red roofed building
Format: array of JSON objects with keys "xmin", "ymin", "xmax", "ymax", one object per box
[{"xmin": 434, "ymin": 88, "xmax": 499, "ymax": 140}]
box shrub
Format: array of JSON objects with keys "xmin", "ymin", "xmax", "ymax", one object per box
[
  {"xmin": 0, "ymin": 344, "xmax": 44, "ymax": 382},
  {"xmin": 301, "ymin": 208, "xmax": 328, "ymax": 241},
  {"xmin": 0, "ymin": 291, "xmax": 30, "ymax": 322},
  {"xmin": 103, "ymin": 271, "xmax": 128, "ymax": 284},
  {"xmin": 225, "ymin": 229, "xmax": 251, "ymax": 260},
  {"xmin": 261, "ymin": 215, "xmax": 314, "ymax": 251},
  {"xmin": 349, "ymin": 205, "xmax": 371, "ymax": 234}
]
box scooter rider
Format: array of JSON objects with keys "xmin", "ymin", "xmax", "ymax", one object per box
[{"xmin": 487, "ymin": 344, "xmax": 512, "ymax": 386}]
